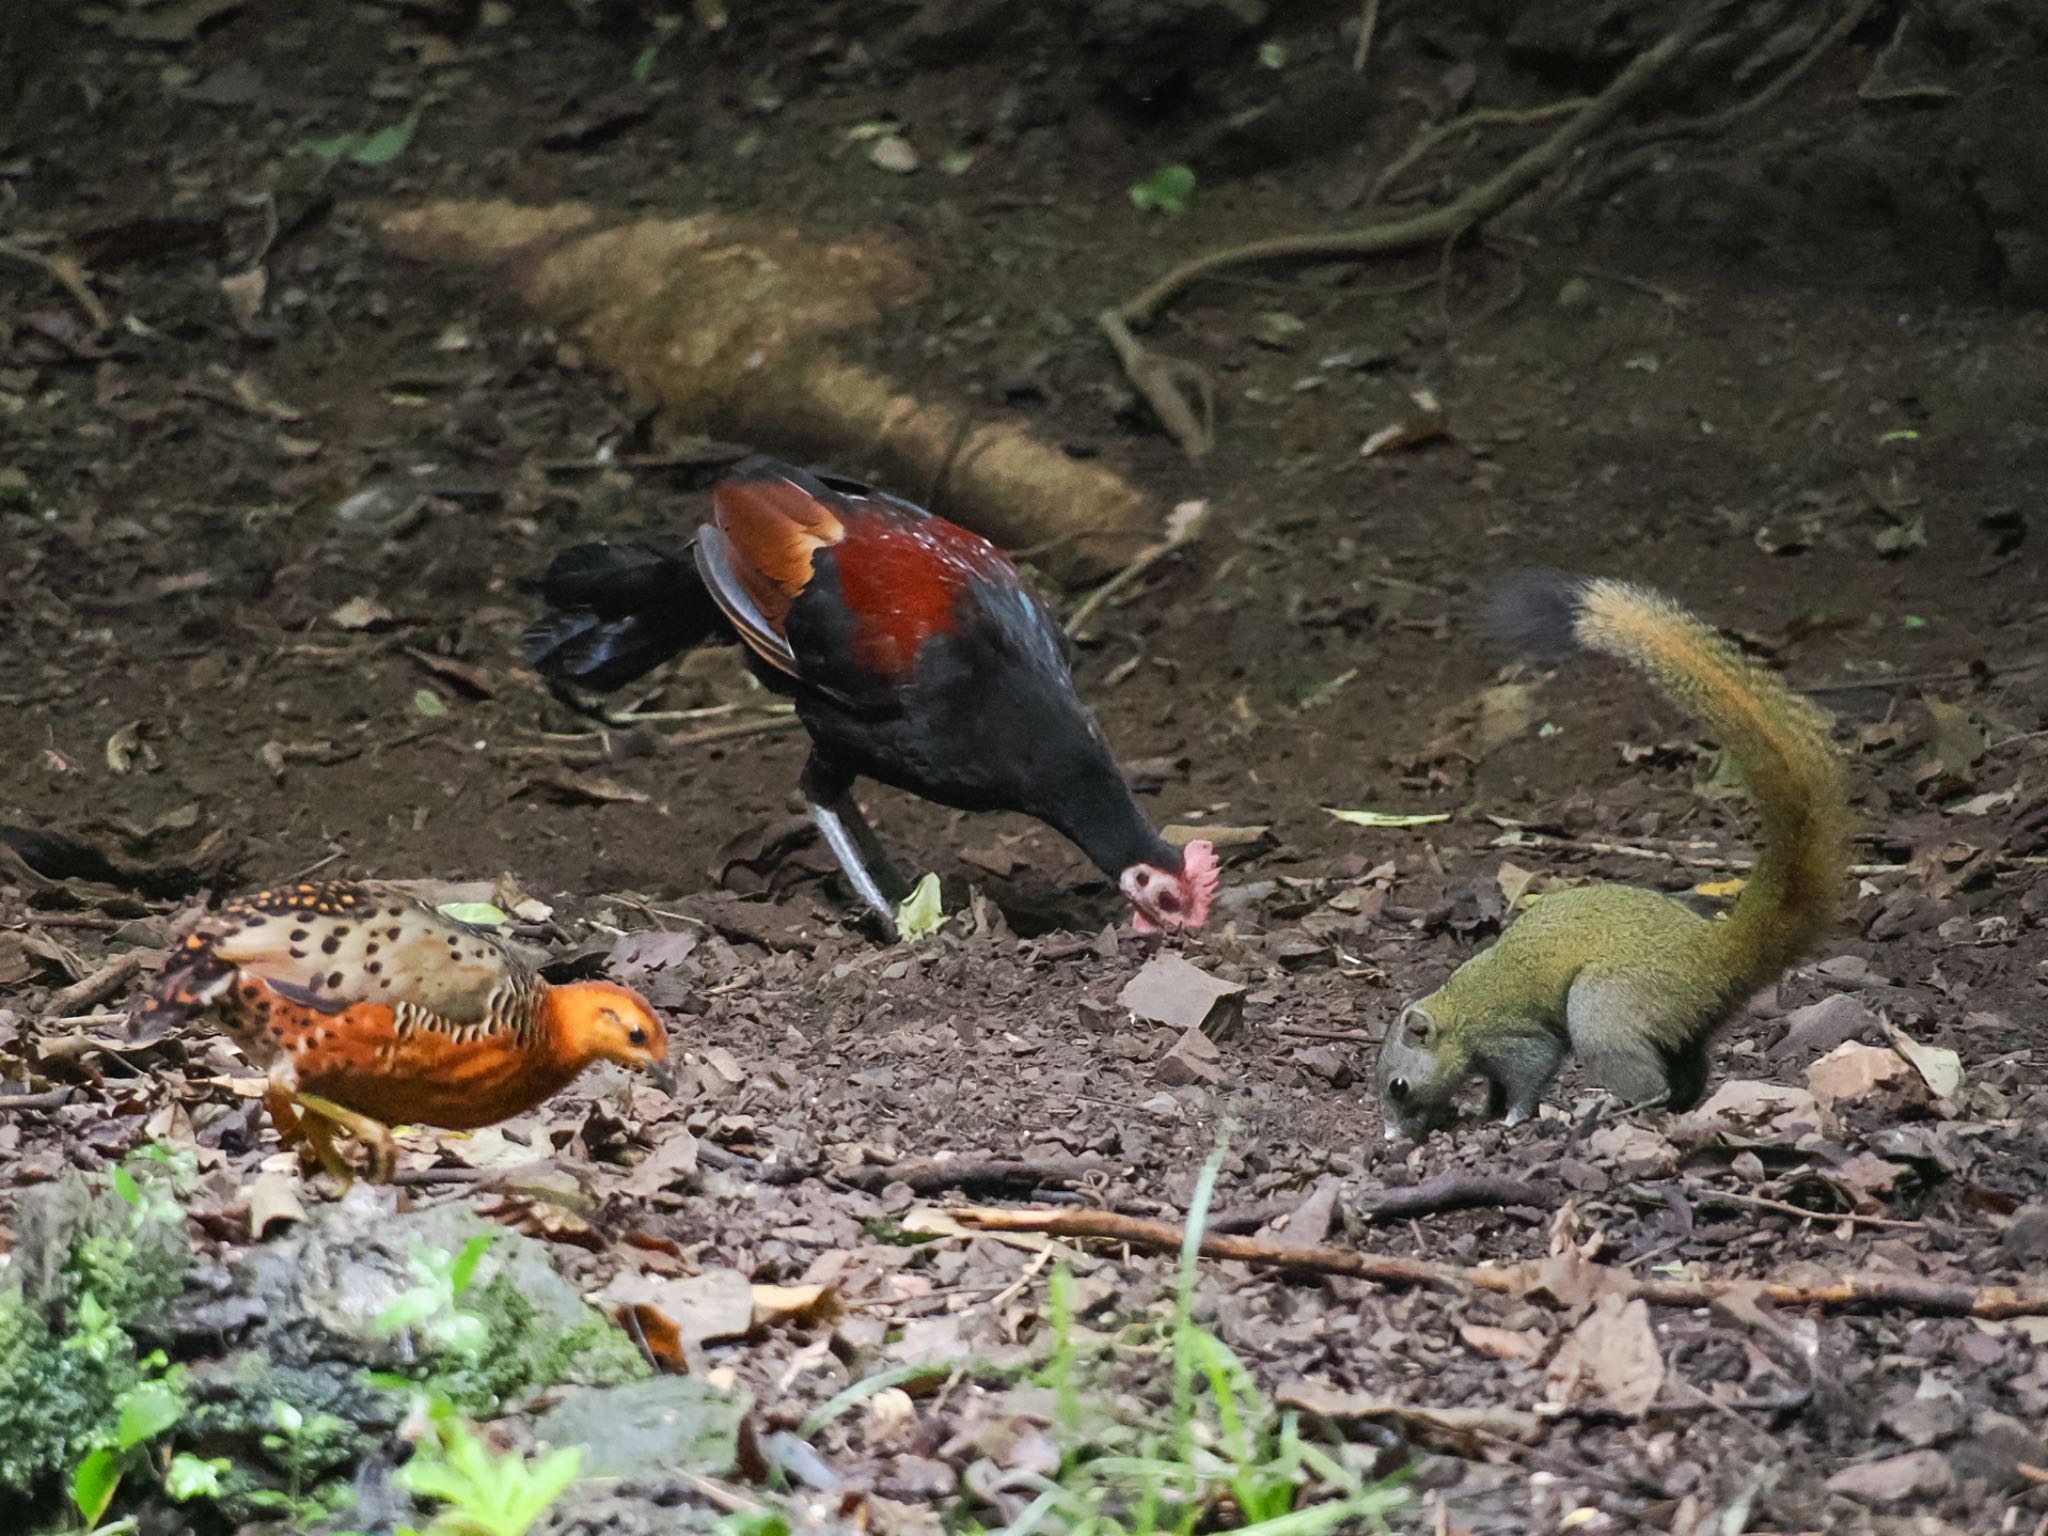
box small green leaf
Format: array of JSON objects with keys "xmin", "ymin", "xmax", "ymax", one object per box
[
  {"xmin": 1879, "ymin": 428, "xmax": 1920, "ymax": 443},
  {"xmin": 111, "ymin": 1164, "xmax": 141, "ymax": 1206},
  {"xmin": 117, "ymin": 1379, "xmax": 186, "ymax": 1450},
  {"xmin": 1130, "ymin": 163, "xmax": 1196, "ymax": 215},
  {"xmin": 1903, "ymin": 614, "xmax": 1927, "ymax": 629},
  {"xmin": 301, "ymin": 131, "xmax": 363, "ymax": 161},
  {"xmin": 413, "ymin": 687, "xmax": 448, "ymax": 717},
  {"xmin": 271, "ymin": 1399, "xmax": 305, "ymax": 1434},
  {"xmin": 437, "ymin": 901, "xmax": 508, "ymax": 928},
  {"xmin": 1323, "ymin": 807, "xmax": 1450, "ymax": 828},
  {"xmin": 449, "ymin": 1232, "xmax": 496, "ymax": 1296},
  {"xmin": 893, "ymin": 873, "xmax": 947, "ymax": 942},
  {"xmin": 166, "ymin": 1453, "xmax": 230, "ymax": 1501},
  {"xmin": 303, "ymin": 115, "xmax": 418, "ymax": 166},
  {"xmin": 350, "ymin": 113, "xmax": 419, "ymax": 167},
  {"xmin": 632, "ymin": 43, "xmax": 659, "ymax": 82},
  {"xmin": 374, "ymin": 1288, "xmax": 442, "ymax": 1335},
  {"xmin": 71, "ymin": 1448, "xmax": 121, "ymax": 1526}
]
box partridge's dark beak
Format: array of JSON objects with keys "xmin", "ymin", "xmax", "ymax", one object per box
[{"xmin": 647, "ymin": 1059, "xmax": 678, "ymax": 1096}]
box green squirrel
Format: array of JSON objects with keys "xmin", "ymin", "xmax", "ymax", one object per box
[{"xmin": 1376, "ymin": 573, "xmax": 1850, "ymax": 1140}]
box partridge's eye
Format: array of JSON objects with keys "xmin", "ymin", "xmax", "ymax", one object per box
[
  {"xmin": 1388, "ymin": 1078, "xmax": 1410, "ymax": 1102},
  {"xmin": 628, "ymin": 1026, "xmax": 648, "ymax": 1047}
]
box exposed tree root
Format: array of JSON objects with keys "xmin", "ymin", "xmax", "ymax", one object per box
[{"xmin": 1102, "ymin": 2, "xmax": 1740, "ymax": 457}]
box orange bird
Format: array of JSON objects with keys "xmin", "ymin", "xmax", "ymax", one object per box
[{"xmin": 141, "ymin": 881, "xmax": 673, "ymax": 1181}]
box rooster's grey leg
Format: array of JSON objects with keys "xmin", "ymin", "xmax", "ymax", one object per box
[{"xmin": 801, "ymin": 756, "xmax": 906, "ymax": 936}]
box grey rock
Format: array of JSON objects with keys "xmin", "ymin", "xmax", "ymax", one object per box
[{"xmin": 533, "ymin": 1376, "xmax": 748, "ymax": 1481}]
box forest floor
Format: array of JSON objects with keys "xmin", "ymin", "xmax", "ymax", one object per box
[{"xmin": 3, "ymin": 5, "xmax": 2046, "ymax": 1535}]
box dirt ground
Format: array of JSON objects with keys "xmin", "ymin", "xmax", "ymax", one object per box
[{"xmin": 3, "ymin": 3, "xmax": 2047, "ymax": 1534}]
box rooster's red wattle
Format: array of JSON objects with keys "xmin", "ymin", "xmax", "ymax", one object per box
[{"xmin": 527, "ymin": 457, "xmax": 1217, "ymax": 937}]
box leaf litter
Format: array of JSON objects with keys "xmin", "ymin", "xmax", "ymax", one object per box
[{"xmin": 5, "ymin": 4, "xmax": 2048, "ymax": 1531}]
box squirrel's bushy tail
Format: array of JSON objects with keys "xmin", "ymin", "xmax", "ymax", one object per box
[{"xmin": 1492, "ymin": 572, "xmax": 1849, "ymax": 996}]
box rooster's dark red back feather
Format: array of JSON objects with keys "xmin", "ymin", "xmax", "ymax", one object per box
[{"xmin": 706, "ymin": 461, "xmax": 1023, "ymax": 680}]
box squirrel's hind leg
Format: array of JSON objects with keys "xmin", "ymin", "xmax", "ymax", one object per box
[{"xmin": 1564, "ymin": 975, "xmax": 1676, "ymax": 1109}]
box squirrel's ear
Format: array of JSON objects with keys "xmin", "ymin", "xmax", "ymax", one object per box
[{"xmin": 1398, "ymin": 1005, "xmax": 1434, "ymax": 1047}]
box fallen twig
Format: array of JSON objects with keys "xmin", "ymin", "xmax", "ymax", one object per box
[
  {"xmin": 1350, "ymin": 0, "xmax": 1380, "ymax": 74},
  {"xmin": 949, "ymin": 1206, "xmax": 2048, "ymax": 1317},
  {"xmin": 0, "ymin": 1088, "xmax": 73, "ymax": 1113},
  {"xmin": 1487, "ymin": 825, "xmax": 1905, "ymax": 879},
  {"xmin": 953, "ymin": 1207, "xmax": 1464, "ymax": 1290},
  {"xmin": 1688, "ymin": 1184, "xmax": 1923, "ymax": 1231},
  {"xmin": 1101, "ymin": 2, "xmax": 1738, "ymax": 454},
  {"xmin": 1350, "ymin": 1173, "xmax": 1557, "ymax": 1224},
  {"xmin": 7, "ymin": 911, "xmax": 122, "ymax": 931},
  {"xmin": 666, "ymin": 715, "xmax": 805, "ymax": 750},
  {"xmin": 839, "ymin": 1155, "xmax": 1097, "ymax": 1196},
  {"xmin": 45, "ymin": 950, "xmax": 151, "ymax": 1016},
  {"xmin": 1065, "ymin": 499, "xmax": 1209, "ymax": 639},
  {"xmin": 0, "ymin": 238, "xmax": 111, "ymax": 332}
]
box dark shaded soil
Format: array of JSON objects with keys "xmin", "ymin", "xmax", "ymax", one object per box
[{"xmin": 3, "ymin": 3, "xmax": 2047, "ymax": 1534}]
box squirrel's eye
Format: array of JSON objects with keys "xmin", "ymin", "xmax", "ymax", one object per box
[
  {"xmin": 628, "ymin": 1027, "xmax": 647, "ymax": 1046},
  {"xmin": 1388, "ymin": 1078, "xmax": 1409, "ymax": 1101}
]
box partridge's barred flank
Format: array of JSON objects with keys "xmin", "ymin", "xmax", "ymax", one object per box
[{"xmin": 141, "ymin": 880, "xmax": 673, "ymax": 1181}]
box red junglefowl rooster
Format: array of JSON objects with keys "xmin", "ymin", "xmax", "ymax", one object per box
[
  {"xmin": 526, "ymin": 456, "xmax": 1218, "ymax": 939},
  {"xmin": 139, "ymin": 882, "xmax": 673, "ymax": 1181}
]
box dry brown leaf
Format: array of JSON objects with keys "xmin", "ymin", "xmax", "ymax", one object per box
[
  {"xmin": 1497, "ymin": 1250, "xmax": 1635, "ymax": 1310},
  {"xmin": 1495, "ymin": 860, "xmax": 1537, "ymax": 908},
  {"xmin": 245, "ymin": 1171, "xmax": 306, "ymax": 1238},
  {"xmin": 620, "ymin": 1131, "xmax": 701, "ymax": 1198},
  {"xmin": 1807, "ymin": 1042, "xmax": 1918, "ymax": 1110},
  {"xmin": 1545, "ymin": 1296, "xmax": 1664, "ymax": 1418},
  {"xmin": 1119, "ymin": 954, "xmax": 1244, "ymax": 1036},
  {"xmin": 1667, "ymin": 1080, "xmax": 1826, "ymax": 1143},
  {"xmin": 1582, "ymin": 1122, "xmax": 1679, "ymax": 1177},
  {"xmin": 1881, "ymin": 1020, "xmax": 1964, "ymax": 1099},
  {"xmin": 522, "ymin": 772, "xmax": 651, "ymax": 806},
  {"xmin": 1458, "ymin": 1323, "xmax": 1542, "ymax": 1362},
  {"xmin": 751, "ymin": 1282, "xmax": 840, "ymax": 1332}
]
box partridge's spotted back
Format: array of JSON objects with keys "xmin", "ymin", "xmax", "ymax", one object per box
[{"xmin": 142, "ymin": 881, "xmax": 540, "ymax": 1041}]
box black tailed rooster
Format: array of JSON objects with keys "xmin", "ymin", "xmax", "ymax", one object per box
[{"xmin": 526, "ymin": 457, "xmax": 1217, "ymax": 940}]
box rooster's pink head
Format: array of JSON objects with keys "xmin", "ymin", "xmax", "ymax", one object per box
[{"xmin": 1121, "ymin": 839, "xmax": 1219, "ymax": 934}]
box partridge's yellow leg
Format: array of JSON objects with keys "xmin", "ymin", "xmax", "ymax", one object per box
[{"xmin": 294, "ymin": 1092, "xmax": 400, "ymax": 1184}]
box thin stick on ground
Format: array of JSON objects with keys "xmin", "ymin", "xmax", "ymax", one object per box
[
  {"xmin": 1350, "ymin": 0, "xmax": 1380, "ymax": 74},
  {"xmin": 45, "ymin": 950, "xmax": 150, "ymax": 1017},
  {"xmin": 1350, "ymin": 1173, "xmax": 1557, "ymax": 1224},
  {"xmin": 1486, "ymin": 824, "xmax": 1905, "ymax": 878},
  {"xmin": 1065, "ymin": 499, "xmax": 1209, "ymax": 639},
  {"xmin": 1100, "ymin": 1, "xmax": 1740, "ymax": 456},
  {"xmin": 665, "ymin": 715, "xmax": 805, "ymax": 750},
  {"xmin": 949, "ymin": 1206, "xmax": 2048, "ymax": 1318},
  {"xmin": 1688, "ymin": 1184, "xmax": 1925, "ymax": 1232},
  {"xmin": 0, "ymin": 239, "xmax": 111, "ymax": 332}
]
